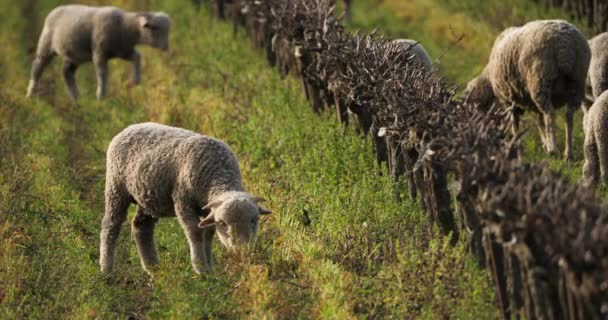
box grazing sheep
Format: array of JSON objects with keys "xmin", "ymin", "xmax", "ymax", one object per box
[
  {"xmin": 100, "ymin": 123, "xmax": 271, "ymax": 275},
  {"xmin": 582, "ymin": 91, "xmax": 608, "ymax": 187},
  {"xmin": 391, "ymin": 39, "xmax": 434, "ymax": 72},
  {"xmin": 588, "ymin": 32, "xmax": 608, "ymax": 99},
  {"xmin": 465, "ymin": 20, "xmax": 590, "ymax": 160},
  {"xmin": 26, "ymin": 5, "xmax": 171, "ymax": 100}
]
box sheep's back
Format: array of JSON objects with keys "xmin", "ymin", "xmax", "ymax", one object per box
[
  {"xmin": 106, "ymin": 123, "xmax": 242, "ymax": 212},
  {"xmin": 488, "ymin": 20, "xmax": 589, "ymax": 109}
]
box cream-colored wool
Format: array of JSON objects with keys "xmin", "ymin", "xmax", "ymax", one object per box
[{"xmin": 100, "ymin": 123, "xmax": 271, "ymax": 275}]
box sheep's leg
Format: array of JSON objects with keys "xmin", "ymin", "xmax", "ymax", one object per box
[
  {"xmin": 535, "ymin": 112, "xmax": 547, "ymax": 148},
  {"xmin": 93, "ymin": 54, "xmax": 109, "ymax": 100},
  {"xmin": 175, "ymin": 201, "xmax": 208, "ymax": 274},
  {"xmin": 62, "ymin": 59, "xmax": 79, "ymax": 100},
  {"xmin": 511, "ymin": 108, "xmax": 519, "ymax": 135},
  {"xmin": 563, "ymin": 105, "xmax": 575, "ymax": 161},
  {"xmin": 543, "ymin": 106, "xmax": 558, "ymax": 155},
  {"xmin": 597, "ymin": 132, "xmax": 608, "ymax": 185},
  {"xmin": 131, "ymin": 207, "xmax": 159, "ymax": 274},
  {"xmin": 100, "ymin": 186, "xmax": 131, "ymax": 274},
  {"xmin": 129, "ymin": 50, "xmax": 141, "ymax": 87},
  {"xmin": 583, "ymin": 132, "xmax": 599, "ymax": 187},
  {"xmin": 26, "ymin": 52, "xmax": 54, "ymax": 98},
  {"xmin": 202, "ymin": 228, "xmax": 215, "ymax": 269},
  {"xmin": 528, "ymin": 70, "xmax": 558, "ymax": 154}
]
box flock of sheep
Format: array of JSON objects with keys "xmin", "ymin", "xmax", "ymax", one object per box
[
  {"xmin": 464, "ymin": 20, "xmax": 608, "ymax": 188},
  {"xmin": 22, "ymin": 2, "xmax": 608, "ymax": 277},
  {"xmin": 24, "ymin": 5, "xmax": 272, "ymax": 275}
]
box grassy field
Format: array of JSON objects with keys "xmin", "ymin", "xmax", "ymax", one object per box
[{"xmin": 0, "ymin": 0, "xmax": 499, "ymax": 318}]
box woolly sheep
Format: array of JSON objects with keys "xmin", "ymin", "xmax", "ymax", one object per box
[
  {"xmin": 391, "ymin": 39, "xmax": 434, "ymax": 73},
  {"xmin": 582, "ymin": 91, "xmax": 608, "ymax": 187},
  {"xmin": 26, "ymin": 5, "xmax": 171, "ymax": 100},
  {"xmin": 588, "ymin": 32, "xmax": 608, "ymax": 99},
  {"xmin": 100, "ymin": 123, "xmax": 271, "ymax": 275},
  {"xmin": 465, "ymin": 20, "xmax": 590, "ymax": 161}
]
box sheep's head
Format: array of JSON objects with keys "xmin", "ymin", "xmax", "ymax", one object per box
[
  {"xmin": 464, "ymin": 70, "xmax": 495, "ymax": 110},
  {"xmin": 138, "ymin": 12, "xmax": 171, "ymax": 51},
  {"xmin": 198, "ymin": 191, "xmax": 271, "ymax": 250}
]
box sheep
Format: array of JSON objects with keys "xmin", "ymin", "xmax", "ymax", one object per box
[
  {"xmin": 100, "ymin": 122, "xmax": 271, "ymax": 275},
  {"xmin": 588, "ymin": 32, "xmax": 608, "ymax": 99},
  {"xmin": 582, "ymin": 91, "xmax": 608, "ymax": 187},
  {"xmin": 390, "ymin": 39, "xmax": 434, "ymax": 73},
  {"xmin": 26, "ymin": 5, "xmax": 171, "ymax": 100},
  {"xmin": 465, "ymin": 20, "xmax": 590, "ymax": 161}
]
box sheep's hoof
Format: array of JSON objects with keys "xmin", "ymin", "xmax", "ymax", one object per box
[
  {"xmin": 143, "ymin": 264, "xmax": 160, "ymax": 278},
  {"xmin": 193, "ymin": 264, "xmax": 211, "ymax": 275}
]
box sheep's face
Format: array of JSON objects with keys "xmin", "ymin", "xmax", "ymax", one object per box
[
  {"xmin": 138, "ymin": 12, "xmax": 171, "ymax": 51},
  {"xmin": 464, "ymin": 73, "xmax": 495, "ymax": 109},
  {"xmin": 198, "ymin": 192, "xmax": 271, "ymax": 250}
]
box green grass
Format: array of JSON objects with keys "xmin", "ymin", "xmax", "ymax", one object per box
[{"xmin": 0, "ymin": 0, "xmax": 498, "ymax": 318}]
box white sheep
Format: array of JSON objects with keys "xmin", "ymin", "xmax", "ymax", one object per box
[
  {"xmin": 582, "ymin": 91, "xmax": 608, "ymax": 187},
  {"xmin": 588, "ymin": 32, "xmax": 608, "ymax": 99},
  {"xmin": 465, "ymin": 20, "xmax": 590, "ymax": 160},
  {"xmin": 100, "ymin": 123, "xmax": 271, "ymax": 275},
  {"xmin": 391, "ymin": 39, "xmax": 434, "ymax": 72},
  {"xmin": 26, "ymin": 5, "xmax": 171, "ymax": 100}
]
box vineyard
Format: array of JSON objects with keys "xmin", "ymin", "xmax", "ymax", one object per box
[{"xmin": 1, "ymin": 0, "xmax": 607, "ymax": 319}]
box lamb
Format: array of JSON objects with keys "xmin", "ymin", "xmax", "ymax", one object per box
[
  {"xmin": 465, "ymin": 20, "xmax": 590, "ymax": 160},
  {"xmin": 582, "ymin": 91, "xmax": 608, "ymax": 187},
  {"xmin": 100, "ymin": 123, "xmax": 271, "ymax": 275},
  {"xmin": 26, "ymin": 5, "xmax": 171, "ymax": 100},
  {"xmin": 588, "ymin": 32, "xmax": 608, "ymax": 99},
  {"xmin": 390, "ymin": 39, "xmax": 434, "ymax": 73}
]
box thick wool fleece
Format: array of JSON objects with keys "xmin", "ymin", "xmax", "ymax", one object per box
[{"xmin": 100, "ymin": 123, "xmax": 269, "ymax": 275}]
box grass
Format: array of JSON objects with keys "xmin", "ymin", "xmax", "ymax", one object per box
[{"xmin": 0, "ymin": 0, "xmax": 498, "ymax": 318}]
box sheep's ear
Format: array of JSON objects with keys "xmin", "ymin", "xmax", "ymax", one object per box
[
  {"xmin": 202, "ymin": 199, "xmax": 222, "ymax": 211},
  {"xmin": 258, "ymin": 206, "xmax": 272, "ymax": 215},
  {"xmin": 198, "ymin": 213, "xmax": 215, "ymax": 229}
]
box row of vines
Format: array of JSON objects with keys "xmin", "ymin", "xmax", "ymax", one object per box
[{"xmin": 206, "ymin": 0, "xmax": 607, "ymax": 318}]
